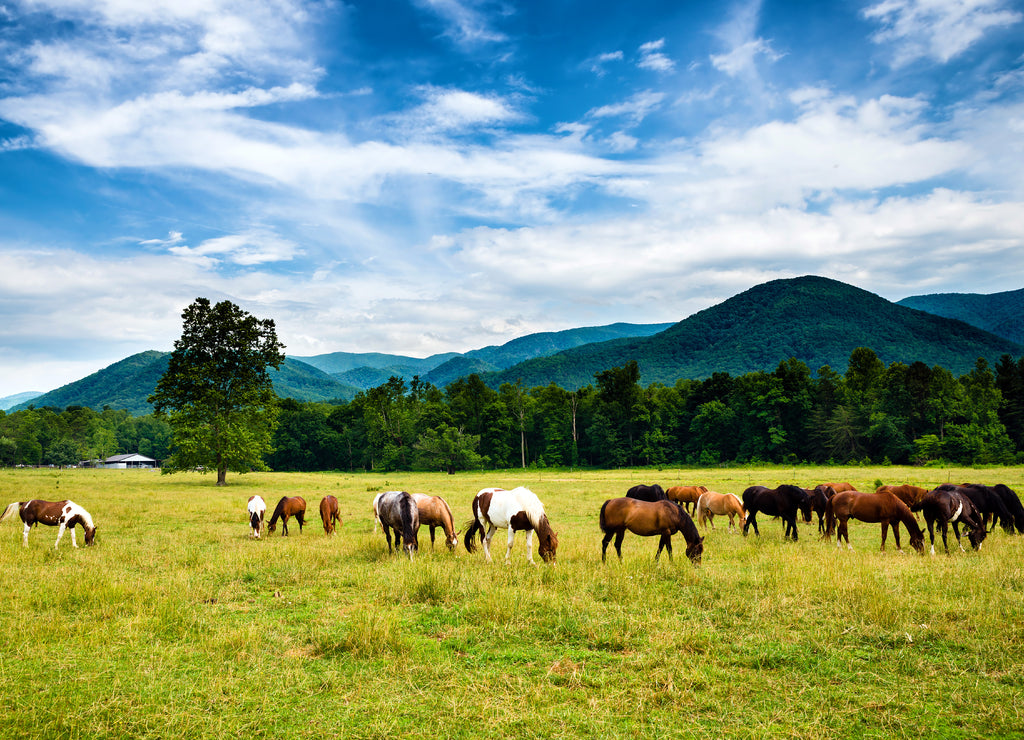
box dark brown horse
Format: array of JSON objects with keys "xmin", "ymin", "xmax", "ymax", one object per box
[
  {"xmin": 991, "ymin": 483, "xmax": 1024, "ymax": 534},
  {"xmin": 599, "ymin": 497, "xmax": 703, "ymax": 565},
  {"xmin": 626, "ymin": 484, "xmax": 668, "ymax": 502},
  {"xmin": 319, "ymin": 495, "xmax": 342, "ymax": 535},
  {"xmin": 803, "ymin": 486, "xmax": 833, "ymax": 534},
  {"xmin": 665, "ymin": 485, "xmax": 708, "ymax": 513},
  {"xmin": 0, "ymin": 499, "xmax": 96, "ymax": 549},
  {"xmin": 911, "ymin": 488, "xmax": 986, "ymax": 555},
  {"xmin": 741, "ymin": 485, "xmax": 810, "ymax": 540},
  {"xmin": 825, "ymin": 491, "xmax": 925, "ymax": 553},
  {"xmin": 945, "ymin": 483, "xmax": 1014, "ymax": 534},
  {"xmin": 268, "ymin": 496, "xmax": 306, "ymax": 536}
]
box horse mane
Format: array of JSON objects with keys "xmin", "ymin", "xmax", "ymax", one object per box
[
  {"xmin": 727, "ymin": 492, "xmax": 743, "ymax": 506},
  {"xmin": 269, "ymin": 496, "xmax": 289, "ymax": 525},
  {"xmin": 511, "ymin": 487, "xmax": 547, "ymax": 532},
  {"xmin": 71, "ymin": 503, "xmax": 95, "ymax": 531}
]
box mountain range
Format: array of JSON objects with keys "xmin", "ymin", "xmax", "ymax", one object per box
[{"xmin": 7, "ymin": 276, "xmax": 1023, "ymax": 414}]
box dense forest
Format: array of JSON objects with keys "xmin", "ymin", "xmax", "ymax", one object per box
[{"xmin": 4, "ymin": 348, "xmax": 1024, "ymax": 472}]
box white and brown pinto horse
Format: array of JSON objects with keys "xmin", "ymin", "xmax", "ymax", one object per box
[
  {"xmin": 411, "ymin": 493, "xmax": 459, "ymax": 551},
  {"xmin": 464, "ymin": 487, "xmax": 558, "ymax": 564},
  {"xmin": 1, "ymin": 499, "xmax": 96, "ymax": 549},
  {"xmin": 247, "ymin": 495, "xmax": 266, "ymax": 539}
]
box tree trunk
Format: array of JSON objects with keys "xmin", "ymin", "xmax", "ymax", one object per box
[{"xmin": 217, "ymin": 466, "xmax": 228, "ymax": 486}]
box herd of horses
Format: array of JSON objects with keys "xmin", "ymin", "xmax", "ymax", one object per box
[{"xmin": 3, "ymin": 479, "xmax": 1021, "ymax": 563}]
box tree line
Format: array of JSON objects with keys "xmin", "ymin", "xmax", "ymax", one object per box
[{"xmin": 3, "ymin": 347, "xmax": 1024, "ymax": 472}]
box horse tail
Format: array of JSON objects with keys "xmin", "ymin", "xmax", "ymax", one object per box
[
  {"xmin": 694, "ymin": 494, "xmax": 707, "ymax": 525},
  {"xmin": 401, "ymin": 494, "xmax": 419, "ymax": 552},
  {"xmin": 599, "ymin": 499, "xmax": 611, "ymax": 532},
  {"xmin": 824, "ymin": 497, "xmax": 836, "ymax": 539},
  {"xmin": 0, "ymin": 502, "xmax": 21, "ymax": 525},
  {"xmin": 464, "ymin": 496, "xmax": 482, "ymax": 552}
]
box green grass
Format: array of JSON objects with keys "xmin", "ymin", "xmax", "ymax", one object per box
[{"xmin": 0, "ymin": 466, "xmax": 1022, "ymax": 739}]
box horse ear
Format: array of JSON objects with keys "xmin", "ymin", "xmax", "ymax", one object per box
[{"xmin": 700, "ymin": 536, "xmax": 705, "ymax": 543}]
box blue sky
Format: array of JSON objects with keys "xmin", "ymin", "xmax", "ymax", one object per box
[{"xmin": 1, "ymin": 0, "xmax": 1023, "ymax": 397}]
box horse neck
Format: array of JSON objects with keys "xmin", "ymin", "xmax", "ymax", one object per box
[
  {"xmin": 674, "ymin": 507, "xmax": 700, "ymax": 544},
  {"xmin": 895, "ymin": 502, "xmax": 921, "ymax": 535},
  {"xmin": 513, "ymin": 489, "xmax": 546, "ymax": 531},
  {"xmin": 535, "ymin": 514, "xmax": 554, "ymax": 539}
]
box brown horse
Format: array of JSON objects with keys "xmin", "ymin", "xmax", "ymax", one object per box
[
  {"xmin": 411, "ymin": 493, "xmax": 459, "ymax": 550},
  {"xmin": 820, "ymin": 481, "xmax": 855, "ymax": 494},
  {"xmin": 875, "ymin": 484, "xmax": 929, "ymax": 508},
  {"xmin": 665, "ymin": 485, "xmax": 708, "ymax": 513},
  {"xmin": 599, "ymin": 497, "xmax": 703, "ymax": 565},
  {"xmin": 268, "ymin": 496, "xmax": 306, "ymax": 536},
  {"xmin": 825, "ymin": 491, "xmax": 924, "ymax": 553},
  {"xmin": 319, "ymin": 495, "xmax": 342, "ymax": 535},
  {"xmin": 0, "ymin": 499, "xmax": 96, "ymax": 549},
  {"xmin": 694, "ymin": 491, "xmax": 746, "ymax": 533}
]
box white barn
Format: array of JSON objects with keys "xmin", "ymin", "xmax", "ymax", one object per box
[{"xmin": 104, "ymin": 453, "xmax": 158, "ymax": 469}]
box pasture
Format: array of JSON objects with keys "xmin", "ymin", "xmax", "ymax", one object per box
[{"xmin": 1, "ymin": 465, "xmax": 1022, "ymax": 739}]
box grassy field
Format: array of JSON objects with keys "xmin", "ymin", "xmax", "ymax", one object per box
[{"xmin": 0, "ymin": 465, "xmax": 1022, "ymax": 739}]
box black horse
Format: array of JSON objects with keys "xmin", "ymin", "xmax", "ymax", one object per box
[
  {"xmin": 803, "ymin": 486, "xmax": 832, "ymax": 535},
  {"xmin": 742, "ymin": 484, "xmax": 811, "ymax": 540},
  {"xmin": 992, "ymin": 484, "xmax": 1024, "ymax": 534},
  {"xmin": 626, "ymin": 484, "xmax": 668, "ymax": 502},
  {"xmin": 937, "ymin": 483, "xmax": 1013, "ymax": 534},
  {"xmin": 911, "ymin": 487, "xmax": 986, "ymax": 554}
]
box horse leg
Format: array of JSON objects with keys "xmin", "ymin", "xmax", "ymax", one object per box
[
  {"xmin": 524, "ymin": 530, "xmax": 536, "ymax": 566},
  {"xmin": 482, "ymin": 524, "xmax": 496, "ymax": 563},
  {"xmin": 504, "ymin": 527, "xmax": 517, "ymax": 565},
  {"xmin": 940, "ymin": 520, "xmax": 950, "ymax": 554},
  {"xmin": 54, "ymin": 521, "xmax": 68, "ymax": 549},
  {"xmin": 601, "ymin": 530, "xmax": 615, "ymax": 562},
  {"xmin": 383, "ymin": 525, "xmax": 394, "ymax": 553},
  {"xmin": 22, "ymin": 521, "xmax": 31, "ymax": 547},
  {"xmin": 429, "ymin": 525, "xmax": 437, "ymax": 549},
  {"xmin": 614, "ymin": 531, "xmax": 626, "ymax": 560},
  {"xmin": 892, "ymin": 521, "xmax": 903, "ymax": 552},
  {"xmin": 745, "ymin": 511, "xmax": 757, "ymax": 537},
  {"xmin": 951, "ymin": 521, "xmax": 966, "ymax": 553}
]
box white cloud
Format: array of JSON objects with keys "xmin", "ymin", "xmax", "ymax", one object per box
[
  {"xmin": 411, "ymin": 0, "xmax": 508, "ymax": 48},
  {"xmin": 587, "ymin": 91, "xmax": 665, "ymax": 125},
  {"xmin": 864, "ymin": 0, "xmax": 1023, "ymax": 66},
  {"xmin": 637, "ymin": 39, "xmax": 675, "ymax": 72},
  {"xmin": 710, "ymin": 37, "xmax": 781, "ymax": 77},
  {"xmin": 709, "ymin": 0, "xmax": 782, "ymax": 79},
  {"xmin": 587, "ymin": 50, "xmax": 624, "ymax": 76},
  {"xmin": 167, "ymin": 230, "xmax": 302, "ymax": 267}
]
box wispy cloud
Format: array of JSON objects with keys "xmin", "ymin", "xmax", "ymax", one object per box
[
  {"xmin": 710, "ymin": 0, "xmax": 782, "ymax": 78},
  {"xmin": 637, "ymin": 39, "xmax": 675, "ymax": 72},
  {"xmin": 412, "ymin": 0, "xmax": 509, "ymax": 48},
  {"xmin": 864, "ymin": 0, "xmax": 1023, "ymax": 66}
]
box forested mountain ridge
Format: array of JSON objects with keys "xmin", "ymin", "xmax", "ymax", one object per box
[
  {"xmin": 13, "ymin": 353, "xmax": 359, "ymax": 415},
  {"xmin": 295, "ymin": 321, "xmax": 673, "ymax": 389},
  {"xmin": 10, "ymin": 277, "xmax": 1023, "ymax": 415},
  {"xmin": 482, "ymin": 276, "xmax": 1024, "ymax": 389},
  {"xmin": 897, "ymin": 288, "xmax": 1024, "ymax": 345}
]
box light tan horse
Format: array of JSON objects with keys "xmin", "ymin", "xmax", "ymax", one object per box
[
  {"xmin": 665, "ymin": 485, "xmax": 708, "ymax": 514},
  {"xmin": 411, "ymin": 493, "xmax": 459, "ymax": 551},
  {"xmin": 694, "ymin": 491, "xmax": 746, "ymax": 533}
]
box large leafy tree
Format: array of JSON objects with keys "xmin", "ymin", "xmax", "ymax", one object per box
[{"xmin": 149, "ymin": 298, "xmax": 285, "ymax": 485}]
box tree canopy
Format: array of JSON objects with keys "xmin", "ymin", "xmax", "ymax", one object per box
[{"xmin": 148, "ymin": 298, "xmax": 285, "ymax": 485}]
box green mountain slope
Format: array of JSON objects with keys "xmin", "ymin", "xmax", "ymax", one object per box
[
  {"xmin": 296, "ymin": 322, "xmax": 674, "ymax": 390},
  {"xmin": 484, "ymin": 276, "xmax": 1024, "ymax": 389},
  {"xmin": 897, "ymin": 288, "xmax": 1024, "ymax": 345},
  {"xmin": 14, "ymin": 353, "xmax": 359, "ymax": 414}
]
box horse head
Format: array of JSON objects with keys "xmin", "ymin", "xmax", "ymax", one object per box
[
  {"xmin": 686, "ymin": 536, "xmax": 704, "ymax": 566},
  {"xmin": 446, "ymin": 530, "xmax": 460, "ymax": 551},
  {"xmin": 967, "ymin": 524, "xmax": 987, "ymax": 550},
  {"xmin": 908, "ymin": 530, "xmax": 925, "ymax": 554},
  {"xmin": 84, "ymin": 525, "xmax": 97, "ymax": 546},
  {"xmin": 538, "ymin": 529, "xmax": 558, "ymax": 563}
]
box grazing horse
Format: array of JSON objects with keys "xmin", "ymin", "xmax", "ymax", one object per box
[
  {"xmin": 875, "ymin": 484, "xmax": 929, "ymax": 509},
  {"xmin": 665, "ymin": 485, "xmax": 708, "ymax": 513},
  {"xmin": 741, "ymin": 485, "xmax": 811, "ymax": 540},
  {"xmin": 820, "ymin": 481, "xmax": 855, "ymax": 494},
  {"xmin": 694, "ymin": 491, "xmax": 746, "ymax": 533},
  {"xmin": 804, "ymin": 486, "xmax": 833, "ymax": 534},
  {"xmin": 377, "ymin": 491, "xmax": 420, "ymax": 559},
  {"xmin": 992, "ymin": 484, "xmax": 1024, "ymax": 534},
  {"xmin": 464, "ymin": 487, "xmax": 558, "ymax": 564},
  {"xmin": 247, "ymin": 495, "xmax": 266, "ymax": 539},
  {"xmin": 912, "ymin": 488, "xmax": 986, "ymax": 555},
  {"xmin": 599, "ymin": 497, "xmax": 703, "ymax": 565},
  {"xmin": 936, "ymin": 483, "xmax": 1013, "ymax": 534},
  {"xmin": 411, "ymin": 493, "xmax": 459, "ymax": 551},
  {"xmin": 825, "ymin": 491, "xmax": 925, "ymax": 553},
  {"xmin": 0, "ymin": 499, "xmax": 96, "ymax": 549},
  {"xmin": 268, "ymin": 496, "xmax": 306, "ymax": 536},
  {"xmin": 626, "ymin": 484, "xmax": 668, "ymax": 502},
  {"xmin": 319, "ymin": 495, "xmax": 342, "ymax": 535}
]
